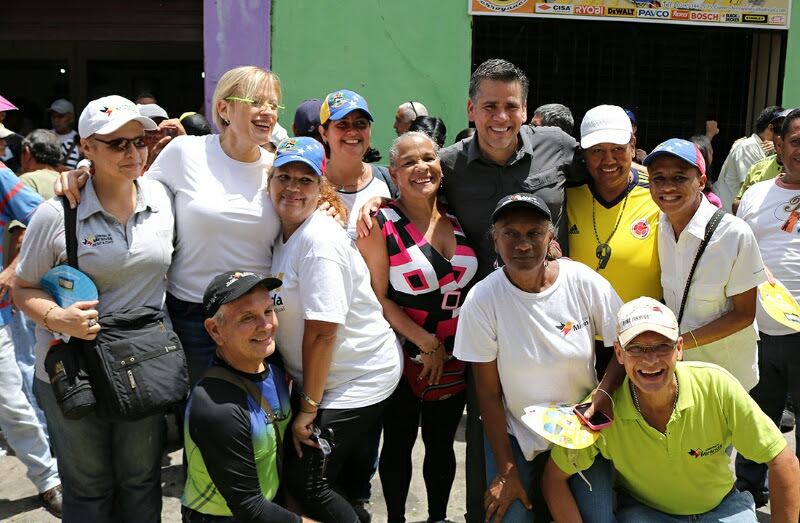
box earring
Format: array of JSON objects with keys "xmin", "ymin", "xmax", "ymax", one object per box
[{"xmin": 222, "ymin": 119, "xmax": 230, "ymax": 126}]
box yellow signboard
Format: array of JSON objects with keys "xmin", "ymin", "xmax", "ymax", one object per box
[{"xmin": 470, "ymin": 0, "xmax": 790, "ymax": 29}]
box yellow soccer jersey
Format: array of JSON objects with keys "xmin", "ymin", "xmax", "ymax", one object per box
[{"xmin": 567, "ymin": 170, "xmax": 662, "ymax": 302}]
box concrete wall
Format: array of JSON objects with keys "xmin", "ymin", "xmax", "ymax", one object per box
[
  {"xmin": 783, "ymin": 4, "xmax": 800, "ymax": 107},
  {"xmin": 271, "ymin": 0, "xmax": 473, "ymax": 161}
]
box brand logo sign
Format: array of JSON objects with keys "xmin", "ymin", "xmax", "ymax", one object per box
[
  {"xmin": 608, "ymin": 6, "xmax": 635, "ymax": 16},
  {"xmin": 671, "ymin": 9, "xmax": 689, "ymax": 19},
  {"xmin": 536, "ymin": 3, "xmax": 573, "ymax": 13},
  {"xmin": 637, "ymin": 8, "xmax": 669, "ymax": 18},
  {"xmin": 689, "ymin": 11, "xmax": 719, "ymax": 21},
  {"xmin": 575, "ymin": 4, "xmax": 605, "ymax": 15},
  {"xmin": 723, "ymin": 13, "xmax": 741, "ymax": 22},
  {"xmin": 477, "ymin": 0, "xmax": 528, "ymax": 11},
  {"xmin": 769, "ymin": 15, "xmax": 786, "ymax": 24},
  {"xmin": 743, "ymin": 13, "xmax": 768, "ymax": 23}
]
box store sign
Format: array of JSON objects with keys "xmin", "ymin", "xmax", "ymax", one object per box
[{"xmin": 470, "ymin": 0, "xmax": 790, "ymax": 29}]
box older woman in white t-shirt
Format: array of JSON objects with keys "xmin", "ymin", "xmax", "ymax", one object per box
[
  {"xmin": 266, "ymin": 137, "xmax": 402, "ymax": 523},
  {"xmin": 454, "ymin": 193, "xmax": 623, "ymax": 522}
]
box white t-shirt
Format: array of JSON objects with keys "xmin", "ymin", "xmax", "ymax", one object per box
[
  {"xmin": 270, "ymin": 211, "xmax": 402, "ymax": 409},
  {"xmin": 146, "ymin": 135, "xmax": 280, "ymax": 302},
  {"xmin": 336, "ymin": 174, "xmax": 392, "ymax": 240},
  {"xmin": 453, "ymin": 259, "xmax": 622, "ymax": 460},
  {"xmin": 737, "ymin": 177, "xmax": 800, "ymax": 336},
  {"xmin": 658, "ymin": 196, "xmax": 766, "ymax": 390},
  {"xmin": 716, "ymin": 133, "xmax": 766, "ymax": 213}
]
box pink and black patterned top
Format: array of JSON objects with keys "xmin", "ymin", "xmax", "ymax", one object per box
[{"xmin": 376, "ymin": 202, "xmax": 478, "ymax": 358}]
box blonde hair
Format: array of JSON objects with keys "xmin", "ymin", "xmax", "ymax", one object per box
[{"xmin": 212, "ymin": 66, "xmax": 282, "ymax": 130}]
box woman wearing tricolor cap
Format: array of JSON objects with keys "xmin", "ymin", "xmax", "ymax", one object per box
[
  {"xmin": 266, "ymin": 136, "xmax": 402, "ymax": 522},
  {"xmin": 15, "ymin": 95, "xmax": 173, "ymax": 521},
  {"xmin": 645, "ymin": 138, "xmax": 766, "ymax": 392}
]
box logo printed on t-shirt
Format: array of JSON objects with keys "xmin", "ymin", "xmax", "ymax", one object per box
[
  {"xmin": 629, "ymin": 218, "xmax": 651, "ymax": 239},
  {"xmin": 687, "ymin": 443, "xmax": 723, "ymax": 458},
  {"xmin": 82, "ymin": 233, "xmax": 113, "ymax": 247},
  {"xmin": 555, "ymin": 318, "xmax": 589, "ymax": 337},
  {"xmin": 568, "ymin": 223, "xmax": 579, "ymax": 235}
]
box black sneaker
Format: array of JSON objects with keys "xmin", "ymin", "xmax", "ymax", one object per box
[
  {"xmin": 39, "ymin": 484, "xmax": 62, "ymax": 518},
  {"xmin": 352, "ymin": 501, "xmax": 371, "ymax": 523}
]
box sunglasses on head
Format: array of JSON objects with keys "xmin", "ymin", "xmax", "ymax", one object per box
[{"xmin": 93, "ymin": 136, "xmax": 147, "ymax": 151}]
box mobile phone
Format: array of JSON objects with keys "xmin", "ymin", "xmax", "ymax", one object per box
[
  {"xmin": 162, "ymin": 126, "xmax": 178, "ymax": 138},
  {"xmin": 573, "ymin": 402, "xmax": 613, "ymax": 430}
]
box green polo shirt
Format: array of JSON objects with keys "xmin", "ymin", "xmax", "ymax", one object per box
[{"xmin": 552, "ymin": 361, "xmax": 786, "ymax": 515}]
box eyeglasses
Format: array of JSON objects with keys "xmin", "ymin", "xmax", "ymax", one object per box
[
  {"xmin": 224, "ymin": 96, "xmax": 285, "ymax": 111},
  {"xmin": 93, "ymin": 136, "xmax": 147, "ymax": 151},
  {"xmin": 409, "ymin": 101, "xmax": 418, "ymax": 119},
  {"xmin": 623, "ymin": 342, "xmax": 677, "ymax": 357}
]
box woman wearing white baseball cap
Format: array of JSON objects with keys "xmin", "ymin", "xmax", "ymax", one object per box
[{"xmin": 15, "ymin": 94, "xmax": 174, "ymax": 522}]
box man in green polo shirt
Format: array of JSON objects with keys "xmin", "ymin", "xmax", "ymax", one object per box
[{"xmin": 542, "ymin": 296, "xmax": 799, "ymax": 521}]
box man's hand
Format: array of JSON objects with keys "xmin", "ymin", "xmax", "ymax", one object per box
[
  {"xmin": 581, "ymin": 388, "xmax": 614, "ymax": 424},
  {"xmin": 705, "ymin": 120, "xmax": 720, "ymax": 140},
  {"xmin": 291, "ymin": 410, "xmax": 318, "ymax": 458},
  {"xmin": 484, "ymin": 469, "xmax": 532, "ymax": 522},
  {"xmin": 0, "ymin": 266, "xmax": 16, "ymax": 305}
]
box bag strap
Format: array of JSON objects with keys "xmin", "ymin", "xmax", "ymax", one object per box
[
  {"xmin": 63, "ymin": 139, "xmax": 79, "ymax": 166},
  {"xmin": 677, "ymin": 208, "xmax": 725, "ymax": 326},
  {"xmin": 61, "ymin": 196, "xmax": 79, "ymax": 269},
  {"xmin": 202, "ymin": 365, "xmax": 283, "ymax": 480}
]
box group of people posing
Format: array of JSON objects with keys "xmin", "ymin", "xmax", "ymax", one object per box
[{"xmin": 6, "ymin": 57, "xmax": 800, "ymax": 523}]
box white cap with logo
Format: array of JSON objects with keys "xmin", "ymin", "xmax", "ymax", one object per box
[
  {"xmin": 616, "ymin": 296, "xmax": 679, "ymax": 347},
  {"xmin": 580, "ymin": 104, "xmax": 633, "ymax": 149},
  {"xmin": 78, "ymin": 95, "xmax": 157, "ymax": 138}
]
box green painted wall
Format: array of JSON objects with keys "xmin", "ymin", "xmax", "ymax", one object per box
[
  {"xmin": 272, "ymin": 0, "xmax": 473, "ymax": 161},
  {"xmin": 784, "ymin": 4, "xmax": 800, "ymax": 107}
]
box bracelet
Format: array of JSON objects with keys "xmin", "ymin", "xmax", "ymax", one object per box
[
  {"xmin": 688, "ymin": 330, "xmax": 699, "ymax": 348},
  {"xmin": 300, "ymin": 391, "xmax": 321, "ymax": 408},
  {"xmin": 300, "ymin": 407, "xmax": 317, "ymax": 414},
  {"xmin": 419, "ymin": 340, "xmax": 441, "ymax": 356},
  {"xmin": 43, "ymin": 305, "xmax": 58, "ymax": 333},
  {"xmin": 595, "ymin": 387, "xmax": 615, "ymax": 410}
]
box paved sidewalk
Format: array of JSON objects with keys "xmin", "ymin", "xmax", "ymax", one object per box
[{"xmin": 0, "ymin": 412, "xmax": 784, "ymax": 522}]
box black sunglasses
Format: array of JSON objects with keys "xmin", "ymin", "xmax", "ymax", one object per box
[{"xmin": 93, "ymin": 136, "xmax": 147, "ymax": 151}]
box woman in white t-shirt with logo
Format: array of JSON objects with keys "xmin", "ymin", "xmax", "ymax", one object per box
[
  {"xmin": 266, "ymin": 136, "xmax": 402, "ymax": 523},
  {"xmin": 454, "ymin": 193, "xmax": 624, "ymax": 522}
]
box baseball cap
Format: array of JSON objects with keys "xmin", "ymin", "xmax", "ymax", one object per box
[
  {"xmin": 320, "ymin": 90, "xmax": 374, "ymax": 125},
  {"xmin": 491, "ymin": 193, "xmax": 552, "ymax": 223},
  {"xmin": 294, "ymin": 99, "xmax": 323, "ymax": 135},
  {"xmin": 580, "ymin": 105, "xmax": 633, "ymax": 149},
  {"xmin": 78, "ymin": 95, "xmax": 157, "ymax": 138},
  {"xmin": 137, "ymin": 103, "xmax": 169, "ymax": 121},
  {"xmin": 643, "ymin": 138, "xmax": 706, "ymax": 176},
  {"xmin": 48, "ymin": 99, "xmax": 75, "ymax": 115},
  {"xmin": 617, "ymin": 296, "xmax": 679, "ymax": 347},
  {"xmin": 273, "ymin": 137, "xmax": 326, "ymax": 176},
  {"xmin": 0, "ymin": 124, "xmax": 14, "ymax": 139},
  {"xmin": 203, "ymin": 270, "xmax": 283, "ymax": 318},
  {"xmin": 624, "ymin": 109, "xmax": 636, "ymax": 124},
  {"xmin": 771, "ymin": 109, "xmax": 792, "ymax": 124}
]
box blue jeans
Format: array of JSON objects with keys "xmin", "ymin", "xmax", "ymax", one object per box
[
  {"xmin": 35, "ymin": 377, "xmax": 163, "ymax": 522},
  {"xmin": 484, "ymin": 432, "xmax": 614, "ymax": 522},
  {"xmin": 735, "ymin": 331, "xmax": 800, "ymax": 503},
  {"xmin": 617, "ymin": 489, "xmax": 756, "ymax": 522},
  {"xmin": 10, "ymin": 307, "xmax": 49, "ymax": 441},
  {"xmin": 0, "ymin": 323, "xmax": 59, "ymax": 493},
  {"xmin": 166, "ymin": 292, "xmax": 217, "ymax": 387}
]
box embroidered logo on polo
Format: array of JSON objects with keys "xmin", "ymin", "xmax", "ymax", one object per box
[
  {"xmin": 555, "ymin": 318, "xmax": 589, "ymax": 337},
  {"xmin": 630, "ymin": 218, "xmax": 651, "ymax": 239},
  {"xmin": 687, "ymin": 443, "xmax": 723, "ymax": 458},
  {"xmin": 82, "ymin": 234, "xmax": 113, "ymax": 247}
]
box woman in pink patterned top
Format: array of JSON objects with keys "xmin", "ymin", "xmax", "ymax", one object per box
[{"xmin": 358, "ymin": 131, "xmax": 478, "ymax": 523}]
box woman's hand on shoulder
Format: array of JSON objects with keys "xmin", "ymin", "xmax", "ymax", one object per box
[
  {"xmin": 54, "ymin": 169, "xmax": 90, "ymax": 208},
  {"xmin": 50, "ymin": 300, "xmax": 101, "ymax": 340},
  {"xmin": 317, "ymin": 201, "xmax": 344, "ymax": 227},
  {"xmin": 356, "ymin": 196, "xmax": 390, "ymax": 238}
]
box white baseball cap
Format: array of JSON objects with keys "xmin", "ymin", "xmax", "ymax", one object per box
[
  {"xmin": 78, "ymin": 95, "xmax": 157, "ymax": 138},
  {"xmin": 137, "ymin": 103, "xmax": 168, "ymax": 121},
  {"xmin": 616, "ymin": 296, "xmax": 679, "ymax": 347},
  {"xmin": 0, "ymin": 124, "xmax": 13, "ymax": 139},
  {"xmin": 580, "ymin": 104, "xmax": 633, "ymax": 149}
]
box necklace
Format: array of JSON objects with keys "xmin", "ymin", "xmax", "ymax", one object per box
[
  {"xmin": 327, "ymin": 163, "xmax": 367, "ymax": 192},
  {"xmin": 630, "ymin": 377, "xmax": 679, "ymax": 426},
  {"xmin": 592, "ymin": 192, "xmax": 629, "ymax": 270}
]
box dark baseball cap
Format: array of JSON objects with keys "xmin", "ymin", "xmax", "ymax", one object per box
[
  {"xmin": 203, "ymin": 271, "xmax": 282, "ymax": 318},
  {"xmin": 491, "ymin": 193, "xmax": 552, "ymax": 223}
]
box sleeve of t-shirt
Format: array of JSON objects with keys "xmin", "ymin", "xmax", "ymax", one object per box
[
  {"xmin": 725, "ymin": 221, "xmax": 767, "ymax": 297},
  {"xmin": 144, "ymin": 136, "xmax": 183, "ymax": 194},
  {"xmin": 297, "ymin": 236, "xmax": 350, "ymax": 325},
  {"xmin": 188, "ymin": 379, "xmax": 301, "ymax": 523},
  {"xmin": 586, "ymin": 270, "xmax": 624, "ymax": 347},
  {"xmin": 0, "ymin": 167, "xmax": 43, "ymax": 226},
  {"xmin": 15, "ymin": 200, "xmax": 65, "ymax": 284},
  {"xmin": 453, "ymin": 284, "xmax": 498, "ymax": 363},
  {"xmin": 721, "ymin": 369, "xmax": 787, "ymax": 464}
]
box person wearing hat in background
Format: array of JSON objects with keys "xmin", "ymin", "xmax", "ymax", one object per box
[
  {"xmin": 454, "ymin": 193, "xmax": 623, "ymax": 522},
  {"xmin": 137, "ymin": 103, "xmax": 169, "ymax": 125},
  {"xmin": 394, "ymin": 101, "xmax": 428, "ymax": 137},
  {"xmin": 319, "ymin": 89, "xmax": 398, "ymax": 241},
  {"xmin": 293, "ymin": 98, "xmax": 323, "ymax": 143},
  {"xmin": 182, "ymin": 270, "xmax": 315, "ymax": 523},
  {"xmin": 179, "ymin": 112, "xmax": 212, "ymax": 136},
  {"xmin": 14, "ymin": 94, "xmax": 170, "ymax": 521},
  {"xmin": 567, "ymin": 104, "xmax": 662, "ymax": 377},
  {"xmin": 644, "ymin": 138, "xmax": 766, "ymax": 393},
  {"xmin": 543, "ymin": 297, "xmax": 800, "ymax": 522},
  {"xmin": 47, "ymin": 98, "xmax": 82, "ymax": 170},
  {"xmin": 266, "ymin": 136, "xmax": 402, "ymax": 523}
]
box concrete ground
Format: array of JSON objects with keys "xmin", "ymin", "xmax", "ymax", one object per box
[{"xmin": 0, "ymin": 412, "xmax": 787, "ymax": 522}]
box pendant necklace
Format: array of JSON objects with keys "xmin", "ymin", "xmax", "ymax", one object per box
[
  {"xmin": 327, "ymin": 163, "xmax": 366, "ymax": 193},
  {"xmin": 592, "ymin": 192, "xmax": 629, "ymax": 270},
  {"xmin": 630, "ymin": 377, "xmax": 679, "ymax": 435}
]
